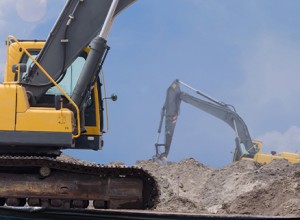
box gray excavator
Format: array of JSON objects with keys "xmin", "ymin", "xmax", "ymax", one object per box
[
  {"xmin": 153, "ymin": 79, "xmax": 259, "ymax": 164},
  {"xmin": 153, "ymin": 79, "xmax": 300, "ymax": 165}
]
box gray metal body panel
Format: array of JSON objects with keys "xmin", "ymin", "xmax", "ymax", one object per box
[
  {"xmin": 0, "ymin": 131, "xmax": 72, "ymax": 146},
  {"xmin": 155, "ymin": 80, "xmax": 258, "ymax": 161},
  {"xmin": 0, "ymin": 130, "xmax": 102, "ymax": 152},
  {"xmin": 75, "ymin": 135, "xmax": 101, "ymax": 150}
]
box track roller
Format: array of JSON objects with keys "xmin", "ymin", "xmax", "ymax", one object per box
[
  {"xmin": 28, "ymin": 198, "xmax": 41, "ymax": 207},
  {"xmin": 6, "ymin": 198, "xmax": 26, "ymax": 207},
  {"xmin": 71, "ymin": 200, "xmax": 89, "ymax": 209}
]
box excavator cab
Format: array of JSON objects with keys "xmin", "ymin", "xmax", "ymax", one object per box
[
  {"xmin": 1, "ymin": 0, "xmax": 138, "ymax": 155},
  {"xmin": 3, "ymin": 39, "xmax": 104, "ymax": 154}
]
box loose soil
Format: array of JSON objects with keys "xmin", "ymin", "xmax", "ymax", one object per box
[{"xmin": 136, "ymin": 158, "xmax": 300, "ymax": 217}]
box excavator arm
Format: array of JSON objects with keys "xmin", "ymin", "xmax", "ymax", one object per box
[
  {"xmin": 22, "ymin": 0, "xmax": 136, "ymax": 105},
  {"xmin": 154, "ymin": 79, "xmax": 258, "ymax": 163}
]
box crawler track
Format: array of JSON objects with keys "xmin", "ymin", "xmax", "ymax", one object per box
[{"xmin": 0, "ymin": 156, "xmax": 159, "ymax": 210}]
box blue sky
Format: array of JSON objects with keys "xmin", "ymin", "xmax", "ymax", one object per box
[{"xmin": 1, "ymin": 0, "xmax": 300, "ymax": 167}]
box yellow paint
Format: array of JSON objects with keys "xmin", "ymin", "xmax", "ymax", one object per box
[
  {"xmin": 16, "ymin": 86, "xmax": 30, "ymax": 113},
  {"xmin": 16, "ymin": 107, "xmax": 73, "ymax": 133},
  {"xmin": 85, "ymin": 126, "xmax": 100, "ymax": 135},
  {"xmin": 279, "ymin": 152, "xmax": 300, "ymax": 159},
  {"xmin": 0, "ymin": 84, "xmax": 73, "ymax": 133},
  {"xmin": 5, "ymin": 41, "xmax": 45, "ymax": 83},
  {"xmin": 0, "ymin": 84, "xmax": 17, "ymax": 130},
  {"xmin": 251, "ymin": 152, "xmax": 300, "ymax": 164},
  {"xmin": 92, "ymin": 84, "xmax": 101, "ymax": 135},
  {"xmin": 241, "ymin": 140, "xmax": 300, "ymax": 164}
]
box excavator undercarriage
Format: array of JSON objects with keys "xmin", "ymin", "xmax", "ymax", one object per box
[{"xmin": 0, "ymin": 155, "xmax": 159, "ymax": 209}]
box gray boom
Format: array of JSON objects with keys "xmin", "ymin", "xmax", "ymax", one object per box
[
  {"xmin": 23, "ymin": 0, "xmax": 136, "ymax": 104},
  {"xmin": 155, "ymin": 79, "xmax": 258, "ymax": 162}
]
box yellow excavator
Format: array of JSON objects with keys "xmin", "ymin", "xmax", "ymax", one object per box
[
  {"xmin": 0, "ymin": 0, "xmax": 158, "ymax": 209},
  {"xmin": 154, "ymin": 79, "xmax": 300, "ymax": 165}
]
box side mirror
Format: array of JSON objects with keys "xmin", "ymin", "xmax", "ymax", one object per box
[
  {"xmin": 12, "ymin": 63, "xmax": 27, "ymax": 74},
  {"xmin": 271, "ymin": 151, "xmax": 277, "ymax": 156},
  {"xmin": 110, "ymin": 94, "xmax": 117, "ymax": 101},
  {"xmin": 104, "ymin": 93, "xmax": 118, "ymax": 102}
]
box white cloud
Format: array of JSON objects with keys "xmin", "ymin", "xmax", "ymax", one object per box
[
  {"xmin": 16, "ymin": 0, "xmax": 47, "ymax": 23},
  {"xmin": 0, "ymin": 0, "xmax": 47, "ymax": 23},
  {"xmin": 256, "ymin": 126, "xmax": 300, "ymax": 154},
  {"xmin": 238, "ymin": 33, "xmax": 300, "ymax": 155}
]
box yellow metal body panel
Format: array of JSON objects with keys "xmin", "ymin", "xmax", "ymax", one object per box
[
  {"xmin": 0, "ymin": 84, "xmax": 73, "ymax": 133},
  {"xmin": 253, "ymin": 152, "xmax": 300, "ymax": 164},
  {"xmin": 15, "ymin": 86, "xmax": 73, "ymax": 133},
  {"xmin": 279, "ymin": 152, "xmax": 300, "ymax": 159},
  {"xmin": 84, "ymin": 84, "xmax": 101, "ymax": 136},
  {"xmin": 5, "ymin": 41, "xmax": 45, "ymax": 83},
  {"xmin": 252, "ymin": 153, "xmax": 282, "ymax": 164},
  {"xmin": 16, "ymin": 108, "xmax": 73, "ymax": 133},
  {"xmin": 16, "ymin": 86, "xmax": 30, "ymax": 113},
  {"xmin": 242, "ymin": 141, "xmax": 300, "ymax": 164},
  {"xmin": 242, "ymin": 150, "xmax": 300, "ymax": 164},
  {"xmin": 0, "ymin": 85, "xmax": 17, "ymax": 130}
]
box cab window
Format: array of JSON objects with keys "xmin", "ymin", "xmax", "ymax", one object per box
[{"xmin": 20, "ymin": 51, "xmax": 86, "ymax": 96}]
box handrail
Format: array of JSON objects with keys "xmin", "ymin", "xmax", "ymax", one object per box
[
  {"xmin": 101, "ymin": 69, "xmax": 109, "ymax": 133},
  {"xmin": 6, "ymin": 35, "xmax": 81, "ymax": 139}
]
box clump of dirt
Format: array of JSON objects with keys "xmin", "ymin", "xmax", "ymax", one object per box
[{"xmin": 136, "ymin": 158, "xmax": 300, "ymax": 217}]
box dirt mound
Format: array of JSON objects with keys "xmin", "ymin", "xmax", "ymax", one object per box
[
  {"xmin": 136, "ymin": 158, "xmax": 300, "ymax": 216},
  {"xmin": 136, "ymin": 158, "xmax": 212, "ymax": 213},
  {"xmin": 220, "ymin": 160, "xmax": 300, "ymax": 216}
]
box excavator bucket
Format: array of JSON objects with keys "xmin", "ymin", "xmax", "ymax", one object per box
[{"xmin": 153, "ymin": 154, "xmax": 169, "ymax": 165}]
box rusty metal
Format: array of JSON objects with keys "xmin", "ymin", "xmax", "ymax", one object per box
[{"xmin": 0, "ymin": 156, "xmax": 159, "ymax": 210}]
